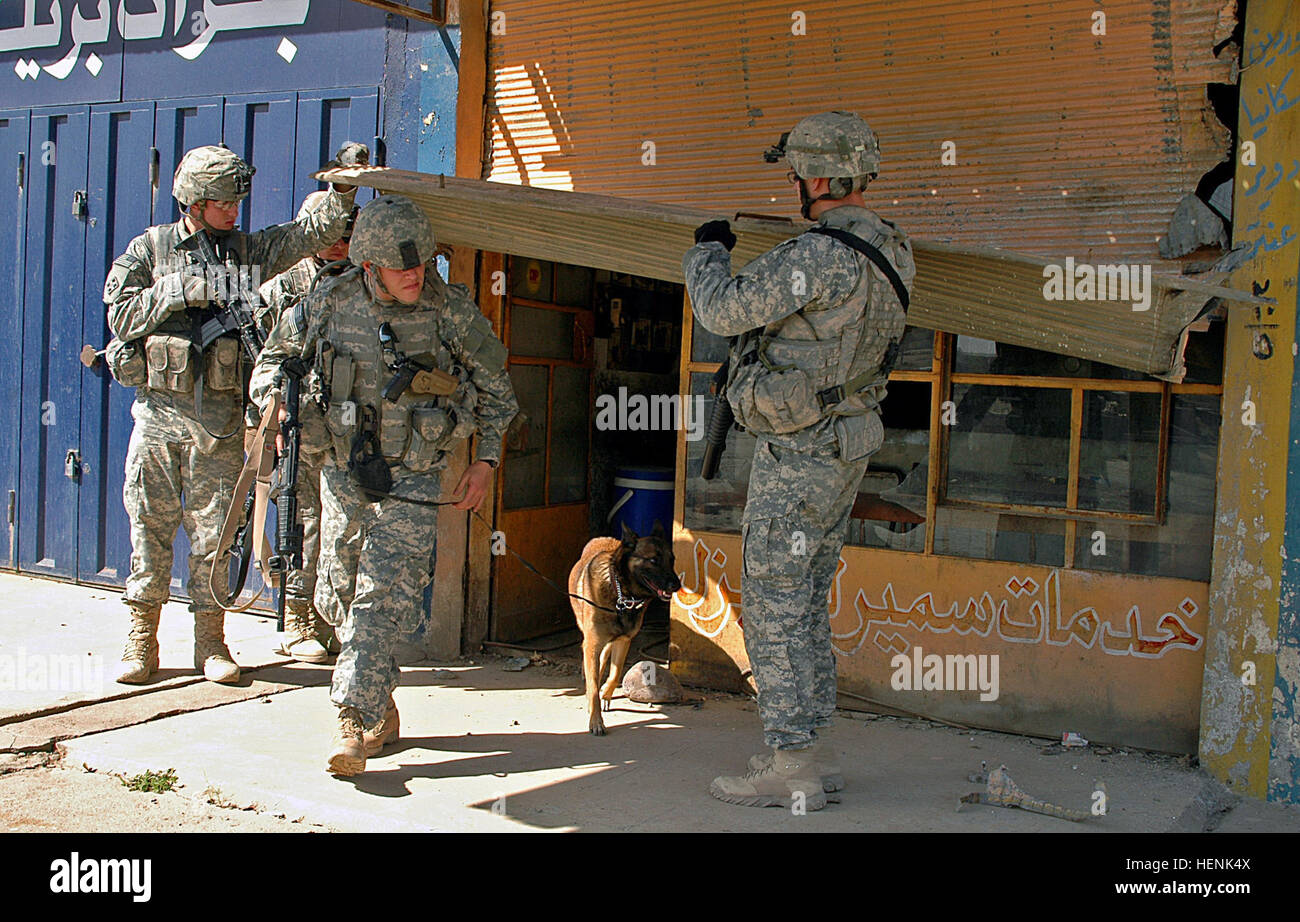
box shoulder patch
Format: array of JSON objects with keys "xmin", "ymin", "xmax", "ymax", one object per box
[{"xmin": 103, "ymin": 254, "xmax": 144, "ymax": 302}]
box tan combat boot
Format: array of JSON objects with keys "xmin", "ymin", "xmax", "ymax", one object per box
[
  {"xmin": 710, "ymin": 746, "xmax": 828, "ymax": 811},
  {"xmin": 327, "ymin": 706, "xmax": 367, "ymax": 776},
  {"xmin": 193, "ymin": 611, "xmax": 240, "ymax": 684},
  {"xmin": 311, "ymin": 604, "xmax": 341, "ymax": 655},
  {"xmin": 748, "ymin": 734, "xmax": 845, "ymax": 798},
  {"xmin": 116, "ymin": 602, "xmax": 161, "ymax": 685},
  {"xmin": 363, "ymin": 696, "xmax": 400, "ymax": 756},
  {"xmin": 276, "ymin": 599, "xmax": 328, "ymax": 663}
]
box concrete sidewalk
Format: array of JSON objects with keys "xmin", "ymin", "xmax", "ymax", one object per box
[{"xmin": 4, "ymin": 572, "xmax": 1300, "ymax": 833}]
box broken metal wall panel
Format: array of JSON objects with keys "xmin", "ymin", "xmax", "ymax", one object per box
[
  {"xmin": 322, "ymin": 166, "xmax": 1252, "ymax": 376},
  {"xmin": 486, "ymin": 0, "xmax": 1232, "ymax": 269}
]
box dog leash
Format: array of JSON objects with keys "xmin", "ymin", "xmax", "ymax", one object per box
[{"xmin": 470, "ymin": 509, "xmax": 647, "ymax": 615}]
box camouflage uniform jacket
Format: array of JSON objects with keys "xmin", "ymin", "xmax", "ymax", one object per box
[
  {"xmin": 683, "ymin": 204, "xmax": 914, "ymax": 453},
  {"xmin": 104, "ymin": 189, "xmax": 356, "ymax": 447},
  {"xmin": 250, "ymin": 267, "xmax": 518, "ymax": 476}
]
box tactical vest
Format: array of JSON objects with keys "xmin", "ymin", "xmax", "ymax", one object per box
[
  {"xmin": 122, "ymin": 225, "xmax": 258, "ymax": 408},
  {"xmin": 317, "ymin": 272, "xmax": 479, "ymax": 474},
  {"xmin": 726, "ymin": 213, "xmax": 909, "ymax": 436}
]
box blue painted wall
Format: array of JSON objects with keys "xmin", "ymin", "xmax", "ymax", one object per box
[{"xmin": 0, "ymin": 2, "xmax": 462, "ymax": 618}]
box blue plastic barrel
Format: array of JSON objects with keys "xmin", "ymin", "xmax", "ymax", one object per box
[{"xmin": 608, "ymin": 466, "xmax": 675, "ymax": 537}]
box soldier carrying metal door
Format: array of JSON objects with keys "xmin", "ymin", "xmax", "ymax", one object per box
[
  {"xmin": 102, "ymin": 141, "xmax": 368, "ymax": 686},
  {"xmin": 684, "ymin": 112, "xmax": 914, "ymax": 810}
]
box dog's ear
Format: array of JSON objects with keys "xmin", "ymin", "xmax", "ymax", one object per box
[
  {"xmin": 650, "ymin": 520, "xmax": 667, "ymax": 540},
  {"xmin": 620, "ymin": 521, "xmax": 638, "ymax": 550}
]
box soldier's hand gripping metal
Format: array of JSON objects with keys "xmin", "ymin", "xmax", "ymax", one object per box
[{"xmin": 268, "ymin": 357, "xmax": 307, "ymax": 632}]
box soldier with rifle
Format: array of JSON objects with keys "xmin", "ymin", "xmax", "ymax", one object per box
[
  {"xmin": 251, "ymin": 194, "xmax": 517, "ymax": 776},
  {"xmin": 103, "ymin": 142, "xmax": 368, "ymax": 686}
]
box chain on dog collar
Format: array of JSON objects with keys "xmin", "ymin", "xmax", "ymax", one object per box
[{"xmin": 612, "ymin": 573, "xmax": 649, "ymax": 612}]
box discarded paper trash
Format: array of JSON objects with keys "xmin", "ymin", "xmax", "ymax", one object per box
[
  {"xmin": 1062, "ymin": 731, "xmax": 1089, "ymax": 748},
  {"xmin": 622, "ymin": 660, "xmax": 684, "ymax": 703},
  {"xmin": 959, "ymin": 764, "xmax": 1090, "ymax": 822},
  {"xmin": 502, "ymin": 656, "xmax": 531, "ymax": 672}
]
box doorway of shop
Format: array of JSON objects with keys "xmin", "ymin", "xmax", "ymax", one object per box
[{"xmin": 489, "ymin": 256, "xmax": 683, "ymax": 644}]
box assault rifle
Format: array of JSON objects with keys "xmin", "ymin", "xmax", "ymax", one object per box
[
  {"xmin": 191, "ymin": 228, "xmax": 266, "ymax": 364},
  {"xmin": 266, "ymin": 357, "xmax": 307, "ymax": 632}
]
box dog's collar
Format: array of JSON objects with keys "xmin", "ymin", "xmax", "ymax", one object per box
[{"xmin": 612, "ymin": 572, "xmax": 650, "ymax": 612}]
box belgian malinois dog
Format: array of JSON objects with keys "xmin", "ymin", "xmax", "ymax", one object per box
[{"xmin": 569, "ymin": 521, "xmax": 681, "ymax": 736}]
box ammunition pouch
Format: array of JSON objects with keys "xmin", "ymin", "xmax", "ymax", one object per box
[
  {"xmin": 729, "ymin": 359, "xmax": 823, "ymax": 435},
  {"xmin": 145, "ymin": 333, "xmax": 195, "ymax": 394},
  {"xmin": 324, "ymin": 401, "xmax": 357, "ymax": 465},
  {"xmin": 403, "ymin": 406, "xmax": 454, "ymax": 472},
  {"xmin": 105, "ymin": 337, "xmax": 147, "ymax": 388},
  {"xmin": 833, "ymin": 411, "xmax": 884, "ymax": 463},
  {"xmin": 204, "ymin": 336, "xmax": 242, "ymax": 392}
]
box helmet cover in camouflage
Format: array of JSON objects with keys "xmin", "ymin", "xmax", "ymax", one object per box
[
  {"xmin": 172, "ymin": 145, "xmax": 255, "ymax": 207},
  {"xmin": 298, "ymin": 190, "xmax": 359, "ymax": 239},
  {"xmin": 778, "ymin": 111, "xmax": 881, "ymax": 179},
  {"xmin": 348, "ymin": 194, "xmax": 435, "ymax": 270}
]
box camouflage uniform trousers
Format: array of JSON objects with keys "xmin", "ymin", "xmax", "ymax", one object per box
[
  {"xmin": 283, "ymin": 447, "xmax": 326, "ymax": 603},
  {"xmin": 316, "ymin": 465, "xmax": 439, "ymax": 726},
  {"xmin": 740, "ymin": 434, "xmax": 871, "ymax": 750},
  {"xmin": 122, "ymin": 412, "xmax": 243, "ymax": 612}
]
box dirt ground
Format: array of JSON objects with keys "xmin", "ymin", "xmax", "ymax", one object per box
[{"xmin": 0, "ymin": 753, "xmax": 335, "ymax": 833}]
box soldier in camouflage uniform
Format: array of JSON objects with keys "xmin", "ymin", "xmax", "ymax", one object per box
[
  {"xmin": 683, "ymin": 112, "xmax": 914, "ymax": 810},
  {"xmin": 104, "ymin": 142, "xmax": 367, "ymax": 686},
  {"xmin": 251, "ymin": 194, "xmax": 517, "ymax": 776},
  {"xmin": 254, "ymin": 191, "xmax": 358, "ymax": 663}
]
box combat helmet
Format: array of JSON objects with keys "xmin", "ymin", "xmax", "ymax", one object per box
[
  {"xmin": 173, "ymin": 145, "xmax": 255, "ymax": 208},
  {"xmin": 766, "ymin": 111, "xmax": 881, "ymax": 180},
  {"xmin": 348, "ymin": 194, "xmax": 434, "ymax": 270},
  {"xmin": 297, "ymin": 190, "xmax": 359, "ymax": 239}
]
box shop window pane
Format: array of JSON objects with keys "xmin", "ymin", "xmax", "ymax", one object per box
[
  {"xmin": 690, "ymin": 318, "xmax": 730, "ymax": 364},
  {"xmin": 954, "ymin": 336, "xmax": 1145, "ymax": 380},
  {"xmin": 554, "ymin": 263, "xmax": 593, "ymax": 307},
  {"xmin": 945, "ymin": 384, "xmax": 1071, "ymax": 507},
  {"xmin": 845, "ymin": 381, "xmax": 929, "ymax": 552},
  {"xmin": 511, "ymin": 305, "xmax": 574, "ymax": 360},
  {"xmin": 1077, "ymin": 391, "xmax": 1161, "ymax": 514},
  {"xmin": 1074, "ymin": 394, "xmax": 1220, "ymax": 580},
  {"xmin": 503, "ymin": 364, "xmax": 548, "ymax": 509},
  {"xmin": 549, "ymin": 365, "xmax": 590, "ymax": 503},
  {"xmin": 684, "ymin": 371, "xmax": 755, "ymax": 534},
  {"xmin": 510, "ymin": 255, "xmax": 553, "ymax": 300},
  {"xmin": 894, "ymin": 327, "xmax": 934, "ymax": 371},
  {"xmin": 933, "ymin": 507, "xmax": 1066, "ymax": 567}
]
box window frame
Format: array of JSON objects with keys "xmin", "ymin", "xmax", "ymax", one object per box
[{"xmin": 679, "ymin": 301, "xmax": 1224, "ymax": 572}]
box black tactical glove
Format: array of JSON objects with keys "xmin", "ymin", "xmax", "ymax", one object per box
[{"xmin": 694, "ymin": 219, "xmax": 736, "ymax": 251}]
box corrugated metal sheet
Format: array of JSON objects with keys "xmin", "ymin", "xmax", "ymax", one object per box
[
  {"xmin": 484, "ymin": 0, "xmax": 1233, "ymax": 268},
  {"xmin": 320, "ymin": 166, "xmax": 1261, "ymax": 376}
]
